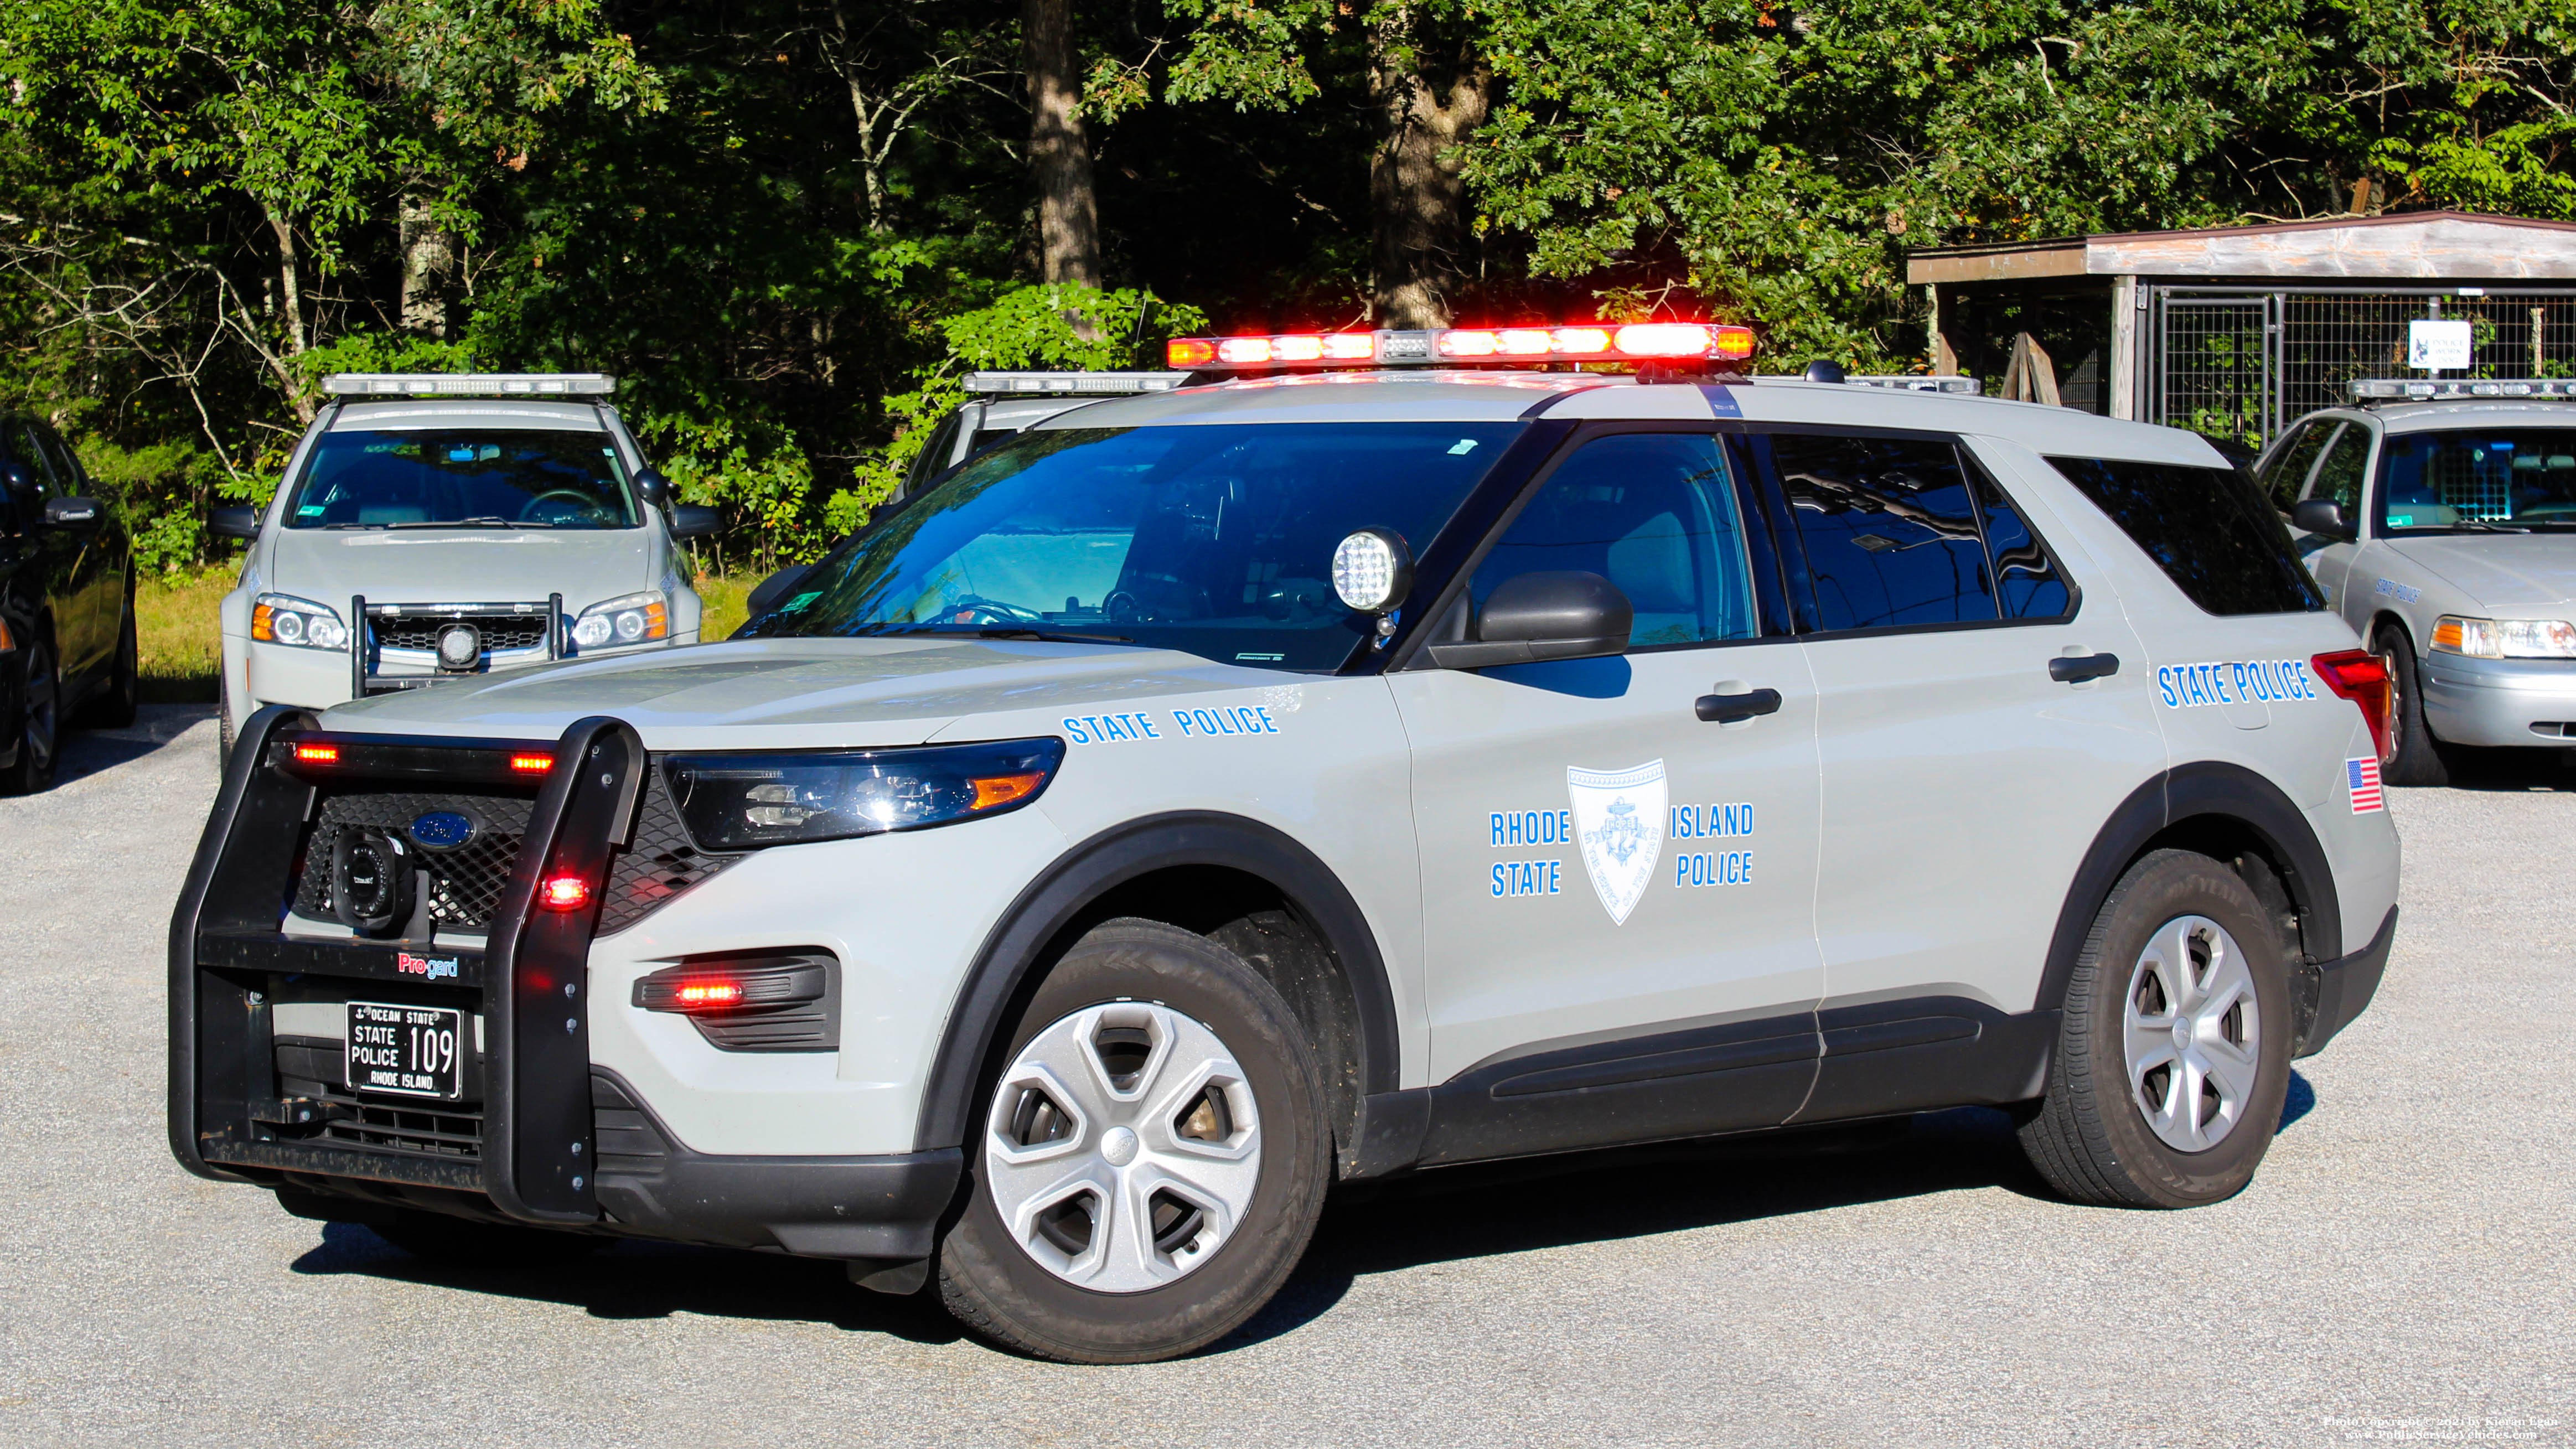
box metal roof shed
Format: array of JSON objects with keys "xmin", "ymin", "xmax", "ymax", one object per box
[{"xmin": 1906, "ymin": 211, "xmax": 2576, "ymax": 449}]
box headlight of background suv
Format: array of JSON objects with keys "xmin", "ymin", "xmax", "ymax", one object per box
[
  {"xmin": 250, "ymin": 593, "xmax": 349, "ymax": 650},
  {"xmin": 573, "ymin": 591, "xmax": 668, "ymax": 649},
  {"xmin": 2430, "ymin": 615, "xmax": 2576, "ymax": 659},
  {"xmin": 665, "ymin": 738, "xmax": 1067, "ymax": 850}
]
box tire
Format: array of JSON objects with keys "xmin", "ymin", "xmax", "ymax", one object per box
[
  {"xmin": 936, "ymin": 917, "xmax": 1331, "ymax": 1363},
  {"xmin": 78, "ymin": 593, "xmax": 138, "ymax": 729},
  {"xmin": 1, "ymin": 640, "xmax": 60, "ymax": 796},
  {"xmin": 2018, "ymin": 850, "xmax": 2293, "ymax": 1208},
  {"xmin": 369, "ymin": 1209, "xmax": 602, "ymax": 1269},
  {"xmin": 2376, "ymin": 622, "xmax": 2449, "ymax": 788}
]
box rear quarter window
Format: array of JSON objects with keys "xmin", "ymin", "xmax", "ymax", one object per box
[{"xmin": 2046, "ymin": 456, "xmax": 2325, "ymax": 616}]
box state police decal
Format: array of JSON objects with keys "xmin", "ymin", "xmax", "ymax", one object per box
[{"xmin": 1567, "ymin": 761, "xmax": 1667, "ymax": 925}]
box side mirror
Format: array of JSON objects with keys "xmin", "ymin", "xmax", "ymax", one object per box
[
  {"xmin": 1426, "ymin": 571, "xmax": 1633, "ymax": 670},
  {"xmin": 45, "ymin": 496, "xmax": 105, "ymax": 530},
  {"xmin": 2293, "ymin": 498, "xmax": 2356, "ymax": 540},
  {"xmin": 670, "ymin": 503, "xmax": 723, "ymax": 540},
  {"xmin": 634, "ymin": 469, "xmax": 670, "ymax": 507},
  {"xmin": 746, "ymin": 563, "xmax": 813, "ymax": 617},
  {"xmin": 209, "ymin": 505, "xmax": 262, "ymax": 540}
]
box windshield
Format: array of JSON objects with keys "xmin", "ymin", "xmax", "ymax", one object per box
[
  {"xmin": 744, "ymin": 421, "xmax": 1525, "ymax": 671},
  {"xmin": 285, "ymin": 428, "xmax": 639, "ymax": 529},
  {"xmin": 2379, "ymin": 427, "xmax": 2576, "ymax": 532}
]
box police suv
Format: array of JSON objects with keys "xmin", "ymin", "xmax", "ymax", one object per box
[
  {"xmin": 208, "ymin": 374, "xmax": 721, "ymax": 765},
  {"xmin": 171, "ymin": 324, "xmax": 2400, "ymax": 1364},
  {"xmin": 2261, "ymin": 377, "xmax": 2576, "ymax": 785}
]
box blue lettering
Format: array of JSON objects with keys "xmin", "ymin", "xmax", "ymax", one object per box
[
  {"xmin": 2158, "ymin": 667, "xmax": 2178, "ymax": 708},
  {"xmin": 1134, "ymin": 713, "xmax": 1160, "ymax": 739},
  {"xmin": 2292, "ymin": 661, "xmax": 2316, "ymax": 699},
  {"xmin": 1492, "ymin": 865, "xmax": 1507, "ymax": 898},
  {"xmin": 1171, "ymin": 710, "xmax": 1195, "ymax": 736},
  {"xmin": 2231, "ymin": 663, "xmax": 2252, "ymax": 701},
  {"xmin": 1063, "ymin": 717, "xmax": 1091, "ymax": 744},
  {"xmin": 1489, "ymin": 813, "xmax": 1504, "ymax": 847},
  {"xmin": 1192, "ymin": 708, "xmax": 1220, "ymax": 736},
  {"xmin": 1255, "ymin": 706, "xmax": 1277, "ymax": 732}
]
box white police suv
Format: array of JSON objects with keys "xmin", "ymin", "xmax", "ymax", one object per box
[
  {"xmin": 172, "ymin": 324, "xmax": 2400, "ymax": 1363},
  {"xmin": 208, "ymin": 374, "xmax": 721, "ymax": 765}
]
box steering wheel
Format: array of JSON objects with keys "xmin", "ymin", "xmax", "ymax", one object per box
[
  {"xmin": 934, "ymin": 595, "xmax": 1042, "ymax": 625},
  {"xmin": 520, "ymin": 489, "xmax": 604, "ymax": 526}
]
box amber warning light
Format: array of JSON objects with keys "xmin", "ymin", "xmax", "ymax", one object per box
[{"xmin": 1168, "ymin": 322, "xmax": 1755, "ymax": 372}]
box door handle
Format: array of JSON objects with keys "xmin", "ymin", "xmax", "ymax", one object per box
[
  {"xmin": 1694, "ymin": 687, "xmax": 1782, "ymax": 723},
  {"xmin": 2049, "ymin": 653, "xmax": 2120, "ymax": 684}
]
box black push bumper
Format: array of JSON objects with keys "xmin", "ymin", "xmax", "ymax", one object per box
[
  {"xmin": 168, "ymin": 707, "xmax": 959, "ymax": 1263},
  {"xmin": 2294, "ymin": 904, "xmax": 2397, "ymax": 1058}
]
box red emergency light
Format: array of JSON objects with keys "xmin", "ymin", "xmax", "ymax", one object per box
[{"xmin": 1166, "ymin": 323, "xmax": 1756, "ymax": 374}]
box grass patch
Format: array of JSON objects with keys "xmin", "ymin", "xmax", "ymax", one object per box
[
  {"xmin": 137, "ymin": 569, "xmax": 230, "ymax": 704},
  {"xmin": 125, "ymin": 569, "xmax": 760, "ymax": 708}
]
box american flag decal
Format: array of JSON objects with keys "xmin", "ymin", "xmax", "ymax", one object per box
[{"xmin": 2346, "ymin": 757, "xmax": 2385, "ymax": 813}]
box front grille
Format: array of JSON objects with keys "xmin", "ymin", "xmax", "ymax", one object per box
[
  {"xmin": 294, "ymin": 791, "xmax": 533, "ymax": 929},
  {"xmin": 314, "ymin": 1083, "xmax": 483, "ymax": 1162},
  {"xmin": 370, "ymin": 610, "xmax": 551, "ymax": 653},
  {"xmin": 598, "ymin": 768, "xmax": 742, "ymax": 935}
]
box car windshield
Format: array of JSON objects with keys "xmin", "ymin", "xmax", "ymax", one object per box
[
  {"xmin": 2379, "ymin": 427, "xmax": 2576, "ymax": 532},
  {"xmin": 285, "ymin": 428, "xmax": 639, "ymax": 529},
  {"xmin": 743, "ymin": 421, "xmax": 1525, "ymax": 671}
]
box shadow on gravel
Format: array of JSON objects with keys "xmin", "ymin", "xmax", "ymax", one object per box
[
  {"xmin": 55, "ymin": 703, "xmax": 215, "ymax": 786},
  {"xmin": 2433, "ymin": 747, "xmax": 2575, "ymax": 792},
  {"xmin": 291, "ymin": 1222, "xmax": 967, "ymax": 1347},
  {"xmin": 286, "ymin": 1077, "xmax": 2324, "ymax": 1359}
]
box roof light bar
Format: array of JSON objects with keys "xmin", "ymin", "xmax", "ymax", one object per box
[
  {"xmin": 2349, "ymin": 377, "xmax": 2576, "ymax": 401},
  {"xmin": 1848, "ymin": 376, "xmax": 1983, "ymax": 395},
  {"xmin": 321, "ymin": 373, "xmax": 617, "ymax": 398},
  {"xmin": 962, "ymin": 371, "xmax": 1191, "ymax": 395},
  {"xmin": 1166, "ymin": 324, "xmax": 1758, "ymax": 374}
]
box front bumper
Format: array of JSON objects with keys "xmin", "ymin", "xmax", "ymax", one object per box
[
  {"xmin": 169, "ymin": 709, "xmax": 957, "ymax": 1261},
  {"xmin": 236, "ymin": 633, "xmax": 696, "ymax": 726},
  {"xmin": 2418, "ymin": 652, "xmax": 2576, "ymax": 748}
]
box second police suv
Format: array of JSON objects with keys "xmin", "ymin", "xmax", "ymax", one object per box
[{"xmin": 171, "ymin": 322, "xmax": 2401, "ymax": 1363}]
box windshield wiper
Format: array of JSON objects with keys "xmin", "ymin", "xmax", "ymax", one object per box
[
  {"xmin": 382, "ymin": 516, "xmax": 542, "ymax": 529},
  {"xmin": 969, "ymin": 626, "xmax": 1137, "ymax": 645}
]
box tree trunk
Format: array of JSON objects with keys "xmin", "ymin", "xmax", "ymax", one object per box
[
  {"xmin": 1023, "ymin": 0, "xmax": 1102, "ymax": 287},
  {"xmin": 1368, "ymin": 20, "xmax": 1489, "ymax": 329},
  {"xmin": 399, "ymin": 195, "xmax": 454, "ymax": 337},
  {"xmin": 266, "ymin": 210, "xmax": 317, "ymax": 423}
]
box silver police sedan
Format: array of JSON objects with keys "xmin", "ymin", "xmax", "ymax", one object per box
[{"xmin": 2261, "ymin": 379, "xmax": 2576, "ymax": 785}]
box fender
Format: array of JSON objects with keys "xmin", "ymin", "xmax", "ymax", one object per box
[
  {"xmin": 2038, "ymin": 760, "xmax": 2343, "ymax": 1021},
  {"xmin": 914, "ymin": 810, "xmax": 1402, "ymax": 1153}
]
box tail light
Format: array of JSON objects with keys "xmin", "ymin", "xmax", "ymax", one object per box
[{"xmin": 2311, "ymin": 650, "xmax": 2394, "ymax": 764}]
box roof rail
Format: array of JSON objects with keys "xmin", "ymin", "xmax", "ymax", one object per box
[
  {"xmin": 963, "ymin": 371, "xmax": 1191, "ymax": 396},
  {"xmin": 322, "ymin": 373, "xmax": 615, "ymax": 398},
  {"xmin": 1840, "ymin": 375, "xmax": 1982, "ymax": 395},
  {"xmin": 2349, "ymin": 377, "xmax": 2576, "ymax": 402}
]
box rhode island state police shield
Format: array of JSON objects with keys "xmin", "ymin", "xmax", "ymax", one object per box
[{"xmin": 1567, "ymin": 760, "xmax": 1667, "ymax": 925}]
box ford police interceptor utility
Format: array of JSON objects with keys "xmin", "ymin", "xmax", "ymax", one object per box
[
  {"xmin": 206, "ymin": 374, "xmax": 722, "ymax": 767},
  {"xmin": 2261, "ymin": 377, "xmax": 2576, "ymax": 786},
  {"xmin": 170, "ymin": 323, "xmax": 2399, "ymax": 1363}
]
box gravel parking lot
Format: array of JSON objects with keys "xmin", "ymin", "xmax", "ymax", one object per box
[{"xmin": 1, "ymin": 706, "xmax": 2569, "ymax": 1448}]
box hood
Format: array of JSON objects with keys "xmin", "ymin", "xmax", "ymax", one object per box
[
  {"xmin": 2383, "ymin": 535, "xmax": 2576, "ymax": 613},
  {"xmin": 262, "ymin": 526, "xmax": 661, "ymax": 615},
  {"xmin": 320, "ymin": 636, "xmax": 1294, "ymax": 749}
]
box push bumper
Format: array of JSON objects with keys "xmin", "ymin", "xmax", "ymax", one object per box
[
  {"xmin": 170, "ymin": 708, "xmax": 956, "ymax": 1269},
  {"xmin": 2294, "ymin": 905, "xmax": 2396, "ymax": 1058},
  {"xmin": 2418, "ymin": 653, "xmax": 2576, "ymax": 748}
]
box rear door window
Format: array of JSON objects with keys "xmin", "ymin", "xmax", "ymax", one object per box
[
  {"xmin": 1758, "ymin": 432, "xmax": 1998, "ymax": 632},
  {"xmin": 2047, "ymin": 456, "xmax": 2324, "ymax": 615}
]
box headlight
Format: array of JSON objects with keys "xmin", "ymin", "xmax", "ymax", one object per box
[
  {"xmin": 572, "ymin": 591, "xmax": 669, "ymax": 649},
  {"xmin": 251, "ymin": 593, "xmax": 349, "ymax": 651},
  {"xmin": 2430, "ymin": 615, "xmax": 2576, "ymax": 659},
  {"xmin": 665, "ymin": 738, "xmax": 1067, "ymax": 850}
]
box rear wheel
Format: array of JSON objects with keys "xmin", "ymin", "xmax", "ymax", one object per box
[
  {"xmin": 1, "ymin": 640, "xmax": 60, "ymax": 796},
  {"xmin": 936, "ymin": 918, "xmax": 1330, "ymax": 1363},
  {"xmin": 2018, "ymin": 850, "xmax": 2292, "ymax": 1208},
  {"xmin": 79, "ymin": 594, "xmax": 138, "ymax": 728},
  {"xmin": 2376, "ymin": 622, "xmax": 2450, "ymax": 787}
]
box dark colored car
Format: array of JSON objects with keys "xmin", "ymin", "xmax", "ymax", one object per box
[{"xmin": 1, "ymin": 416, "xmax": 137, "ymax": 793}]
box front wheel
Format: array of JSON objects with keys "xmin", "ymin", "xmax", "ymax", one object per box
[
  {"xmin": 2376, "ymin": 622, "xmax": 2449, "ymax": 787},
  {"xmin": 1, "ymin": 641, "xmax": 60, "ymax": 795},
  {"xmin": 936, "ymin": 918, "xmax": 1331, "ymax": 1363},
  {"xmin": 2018, "ymin": 850, "xmax": 2293, "ymax": 1208}
]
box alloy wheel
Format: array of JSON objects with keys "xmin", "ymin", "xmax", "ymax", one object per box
[
  {"xmin": 982, "ymin": 1001, "xmax": 1261, "ymax": 1293},
  {"xmin": 2122, "ymin": 914, "xmax": 2263, "ymax": 1152}
]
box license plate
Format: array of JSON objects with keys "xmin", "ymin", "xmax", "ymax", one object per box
[{"xmin": 345, "ymin": 1001, "xmax": 465, "ymax": 1100}]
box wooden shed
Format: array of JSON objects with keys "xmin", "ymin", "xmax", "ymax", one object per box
[{"xmin": 1906, "ymin": 210, "xmax": 2576, "ymax": 450}]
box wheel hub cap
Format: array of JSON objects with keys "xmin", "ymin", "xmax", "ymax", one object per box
[
  {"xmin": 2122, "ymin": 914, "xmax": 2263, "ymax": 1153},
  {"xmin": 982, "ymin": 1001, "xmax": 1262, "ymax": 1293}
]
